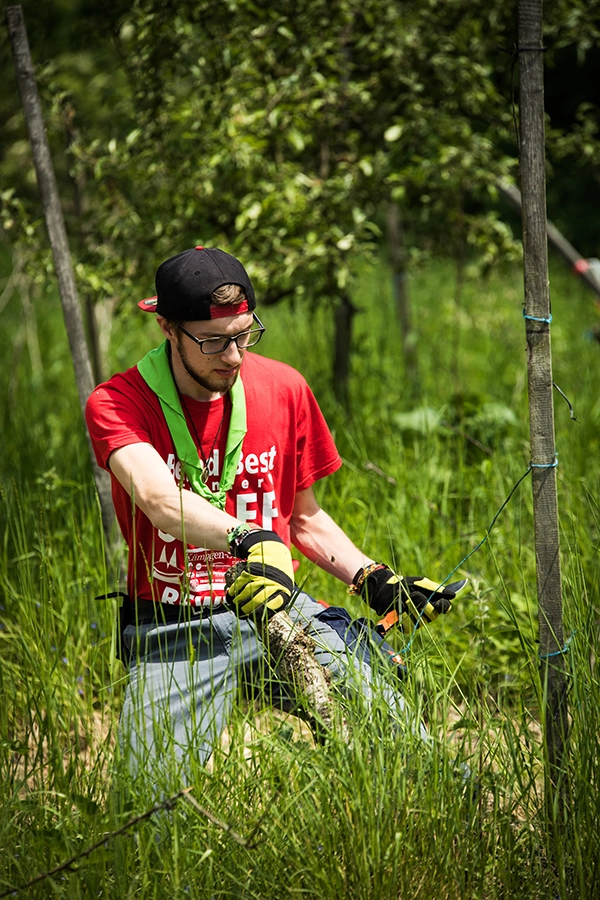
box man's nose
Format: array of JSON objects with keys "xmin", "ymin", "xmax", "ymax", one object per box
[{"xmin": 219, "ymin": 338, "xmax": 242, "ymax": 365}]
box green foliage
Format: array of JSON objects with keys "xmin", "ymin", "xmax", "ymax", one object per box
[
  {"xmin": 81, "ymin": 0, "xmax": 522, "ymax": 300},
  {"xmin": 2, "ymin": 1, "xmax": 600, "ymax": 886},
  {"xmin": 2, "ymin": 253, "xmax": 600, "ymax": 896},
  {"xmin": 3, "ymin": 0, "xmax": 523, "ymax": 320},
  {"xmin": 3, "ymin": 0, "xmax": 600, "ymax": 405},
  {"xmin": 3, "ymin": 0, "xmax": 600, "ymax": 305}
]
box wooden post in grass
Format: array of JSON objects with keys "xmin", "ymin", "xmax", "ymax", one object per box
[
  {"xmin": 518, "ymin": 0, "xmax": 569, "ymax": 791},
  {"xmin": 6, "ymin": 5, "xmax": 116, "ymax": 548},
  {"xmin": 333, "ymin": 292, "xmax": 355, "ymax": 408},
  {"xmin": 387, "ymin": 202, "xmax": 419, "ymax": 397}
]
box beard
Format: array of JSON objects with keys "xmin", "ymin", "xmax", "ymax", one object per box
[{"xmin": 176, "ymin": 335, "xmax": 239, "ymax": 395}]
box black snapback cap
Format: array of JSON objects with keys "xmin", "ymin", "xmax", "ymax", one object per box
[{"xmin": 138, "ymin": 246, "xmax": 256, "ymax": 319}]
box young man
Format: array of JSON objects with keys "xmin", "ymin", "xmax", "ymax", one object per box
[{"xmin": 86, "ymin": 246, "xmax": 458, "ymax": 775}]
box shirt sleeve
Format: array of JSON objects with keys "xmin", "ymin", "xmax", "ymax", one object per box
[
  {"xmin": 294, "ymin": 382, "xmax": 342, "ymax": 491},
  {"xmin": 85, "ymin": 378, "xmax": 154, "ymax": 470}
]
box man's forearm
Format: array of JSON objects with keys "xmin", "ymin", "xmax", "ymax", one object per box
[
  {"xmin": 290, "ymin": 506, "xmax": 373, "ymax": 585},
  {"xmin": 110, "ymin": 442, "xmax": 240, "ymax": 550},
  {"xmin": 143, "ymin": 487, "xmax": 240, "ymax": 550}
]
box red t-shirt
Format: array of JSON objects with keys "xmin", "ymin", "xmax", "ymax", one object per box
[{"xmin": 86, "ymin": 351, "xmax": 341, "ymax": 607}]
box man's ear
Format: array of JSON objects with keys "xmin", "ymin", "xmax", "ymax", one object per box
[{"xmin": 157, "ymin": 315, "xmax": 177, "ymax": 341}]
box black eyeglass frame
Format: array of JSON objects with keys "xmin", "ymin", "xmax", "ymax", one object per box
[{"xmin": 178, "ymin": 313, "xmax": 265, "ymax": 355}]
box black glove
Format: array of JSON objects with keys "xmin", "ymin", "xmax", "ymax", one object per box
[
  {"xmin": 351, "ymin": 563, "xmax": 461, "ymax": 634},
  {"xmin": 225, "ymin": 528, "xmax": 294, "ymax": 617}
]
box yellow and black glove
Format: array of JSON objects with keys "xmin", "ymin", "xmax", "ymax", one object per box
[
  {"xmin": 226, "ymin": 528, "xmax": 294, "ymax": 617},
  {"xmin": 351, "ymin": 563, "xmax": 464, "ymax": 634}
]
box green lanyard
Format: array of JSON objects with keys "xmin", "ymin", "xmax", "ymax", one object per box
[{"xmin": 137, "ymin": 340, "xmax": 246, "ymax": 510}]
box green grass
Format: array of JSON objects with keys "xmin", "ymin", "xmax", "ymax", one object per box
[{"xmin": 1, "ymin": 250, "xmax": 599, "ymax": 897}]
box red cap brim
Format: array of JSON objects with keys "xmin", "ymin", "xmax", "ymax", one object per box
[{"xmin": 138, "ymin": 296, "xmax": 158, "ymax": 312}]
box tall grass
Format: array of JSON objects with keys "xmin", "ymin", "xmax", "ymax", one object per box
[{"xmin": 1, "ymin": 251, "xmax": 599, "ymax": 898}]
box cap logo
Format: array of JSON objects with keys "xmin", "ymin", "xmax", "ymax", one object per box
[{"xmin": 137, "ymin": 296, "xmax": 158, "ymax": 312}]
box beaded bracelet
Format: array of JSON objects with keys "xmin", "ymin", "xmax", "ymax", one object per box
[
  {"xmin": 348, "ymin": 562, "xmax": 388, "ymax": 595},
  {"xmin": 227, "ymin": 522, "xmax": 260, "ymax": 557}
]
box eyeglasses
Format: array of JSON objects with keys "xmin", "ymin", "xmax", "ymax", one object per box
[{"xmin": 178, "ymin": 314, "xmax": 265, "ymax": 355}]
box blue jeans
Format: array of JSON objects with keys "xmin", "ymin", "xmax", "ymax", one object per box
[{"xmin": 119, "ymin": 592, "xmax": 427, "ymax": 779}]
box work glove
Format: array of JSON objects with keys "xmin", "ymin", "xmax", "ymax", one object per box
[
  {"xmin": 225, "ymin": 528, "xmax": 294, "ymax": 617},
  {"xmin": 351, "ymin": 563, "xmax": 464, "ymax": 634}
]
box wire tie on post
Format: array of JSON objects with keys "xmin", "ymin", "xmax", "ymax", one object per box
[
  {"xmin": 529, "ymin": 454, "xmax": 558, "ymax": 469},
  {"xmin": 523, "ymin": 310, "xmax": 552, "ymax": 324},
  {"xmin": 539, "ymin": 632, "xmax": 574, "ymax": 660},
  {"xmin": 553, "ymin": 382, "xmax": 578, "ymax": 421}
]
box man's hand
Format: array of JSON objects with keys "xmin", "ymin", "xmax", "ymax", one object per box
[
  {"xmin": 226, "ymin": 529, "xmax": 295, "ymax": 617},
  {"xmin": 351, "ymin": 563, "xmax": 462, "ymax": 634}
]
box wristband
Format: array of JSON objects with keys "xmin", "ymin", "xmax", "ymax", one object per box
[{"xmin": 348, "ymin": 562, "xmax": 388, "ymax": 596}]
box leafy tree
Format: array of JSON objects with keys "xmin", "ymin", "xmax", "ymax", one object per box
[
  {"xmin": 0, "ymin": 0, "xmax": 133, "ymax": 380},
  {"xmin": 2, "ymin": 0, "xmax": 600, "ymax": 401},
  {"xmin": 74, "ymin": 0, "xmax": 521, "ymax": 401}
]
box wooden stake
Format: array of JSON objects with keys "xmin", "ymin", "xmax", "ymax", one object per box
[
  {"xmin": 333, "ymin": 292, "xmax": 355, "ymax": 408},
  {"xmin": 387, "ymin": 202, "xmax": 419, "ymax": 396},
  {"xmin": 6, "ymin": 5, "xmax": 116, "ymax": 547},
  {"xmin": 518, "ymin": 0, "xmax": 569, "ymax": 791}
]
